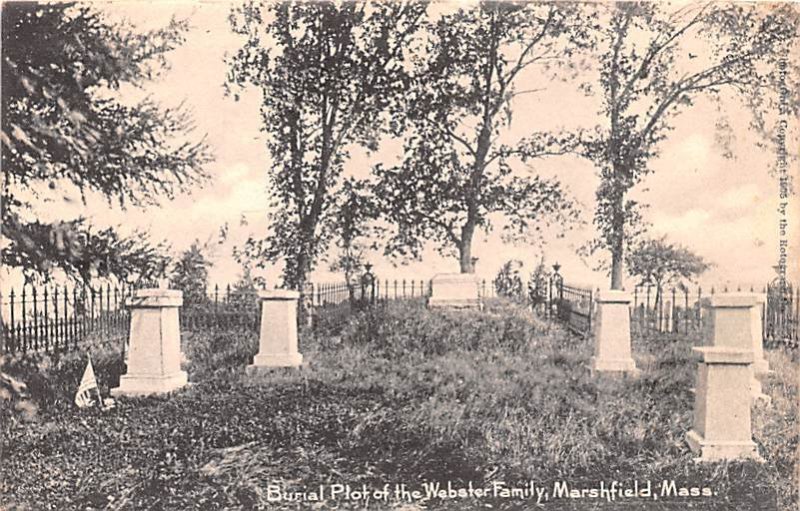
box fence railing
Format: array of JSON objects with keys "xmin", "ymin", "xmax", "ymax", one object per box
[
  {"xmin": 556, "ymin": 283, "xmax": 593, "ymax": 337},
  {"xmin": 630, "ymin": 281, "xmax": 799, "ymax": 347},
  {"xmin": 0, "ymin": 277, "xmax": 502, "ymax": 354},
  {"xmin": 181, "ymin": 285, "xmax": 261, "ymax": 333},
  {"xmin": 310, "ymin": 277, "xmax": 499, "ymax": 308},
  {"xmin": 1, "ymin": 283, "xmax": 135, "ymax": 355},
  {"xmin": 10, "ymin": 273, "xmax": 791, "ymax": 354},
  {"xmin": 537, "ymin": 273, "xmax": 798, "ymax": 348}
]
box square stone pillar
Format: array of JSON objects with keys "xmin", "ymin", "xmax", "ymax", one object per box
[
  {"xmin": 704, "ymin": 294, "xmax": 769, "ymax": 402},
  {"xmin": 591, "ymin": 290, "xmax": 638, "ymax": 374},
  {"xmin": 112, "ymin": 289, "xmax": 187, "ymax": 396},
  {"xmin": 246, "ymin": 289, "xmax": 303, "ymax": 373},
  {"xmin": 686, "ymin": 347, "xmax": 762, "ymax": 462},
  {"xmin": 428, "ymin": 273, "xmax": 482, "ymax": 309}
]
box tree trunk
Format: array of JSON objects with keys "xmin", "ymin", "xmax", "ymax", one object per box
[
  {"xmin": 610, "ymin": 172, "xmax": 625, "ymax": 290},
  {"xmin": 610, "ymin": 249, "xmax": 624, "ymax": 290},
  {"xmin": 609, "ymin": 190, "xmax": 625, "ymax": 290},
  {"xmin": 459, "ymin": 221, "xmax": 476, "ymax": 273}
]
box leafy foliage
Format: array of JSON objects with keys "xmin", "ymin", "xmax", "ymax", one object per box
[
  {"xmin": 493, "ymin": 259, "xmax": 524, "ymax": 300},
  {"xmin": 226, "ymin": 1, "xmax": 426, "ymax": 290},
  {"xmin": 2, "ymin": 216, "xmax": 171, "ymax": 284},
  {"xmin": 626, "ymin": 235, "xmax": 712, "ymax": 290},
  {"xmin": 1, "ymin": 2, "xmax": 211, "ymax": 283},
  {"xmin": 527, "ymin": 255, "xmax": 549, "ymax": 306},
  {"xmin": 375, "ymin": 2, "xmax": 591, "ymax": 272},
  {"xmin": 227, "ymin": 263, "xmax": 266, "ymax": 309},
  {"xmin": 328, "ymin": 179, "xmax": 380, "ymax": 285},
  {"xmin": 580, "ymin": 2, "xmax": 800, "ymax": 288},
  {"xmin": 170, "ymin": 241, "xmax": 212, "ymax": 305}
]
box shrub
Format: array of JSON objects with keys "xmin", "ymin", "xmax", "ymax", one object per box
[
  {"xmin": 0, "ymin": 333, "xmax": 125, "ymax": 418},
  {"xmin": 493, "ymin": 259, "xmax": 524, "ymax": 300},
  {"xmin": 182, "ymin": 329, "xmax": 258, "ymax": 382}
]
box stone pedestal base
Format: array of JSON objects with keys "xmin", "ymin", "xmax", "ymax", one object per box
[
  {"xmin": 248, "ymin": 290, "xmax": 304, "ymax": 374},
  {"xmin": 247, "ymin": 352, "xmax": 304, "ymax": 372},
  {"xmin": 752, "ymin": 359, "xmax": 772, "ymax": 376},
  {"xmin": 428, "ymin": 273, "xmax": 482, "ymax": 309},
  {"xmin": 112, "ymin": 289, "xmax": 187, "ymax": 397},
  {"xmin": 686, "ymin": 347, "xmax": 762, "ymax": 462},
  {"xmin": 686, "ymin": 430, "xmax": 761, "ymax": 463},
  {"xmin": 590, "ymin": 356, "xmax": 640, "ymax": 374},
  {"xmin": 112, "ymin": 371, "xmax": 188, "ymax": 397},
  {"xmin": 704, "ymin": 294, "xmax": 771, "ymax": 404},
  {"xmin": 592, "ymin": 290, "xmax": 638, "ymax": 375}
]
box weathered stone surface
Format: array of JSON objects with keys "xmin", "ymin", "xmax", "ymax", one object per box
[
  {"xmin": 749, "ymin": 293, "xmax": 770, "ymax": 376},
  {"xmin": 686, "ymin": 347, "xmax": 762, "ymax": 462},
  {"xmin": 591, "ymin": 290, "xmax": 638, "ymax": 374},
  {"xmin": 246, "ymin": 289, "xmax": 303, "ymax": 373},
  {"xmin": 703, "ymin": 293, "xmax": 769, "ymax": 403},
  {"xmin": 428, "ymin": 273, "xmax": 482, "ymax": 309},
  {"xmin": 112, "ymin": 289, "xmax": 187, "ymax": 396}
]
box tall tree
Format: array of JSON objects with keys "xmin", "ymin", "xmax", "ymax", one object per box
[
  {"xmin": 226, "ymin": 1, "xmax": 426, "ymax": 291},
  {"xmin": 626, "ymin": 235, "xmax": 711, "ymax": 304},
  {"xmin": 170, "ymin": 241, "xmax": 212, "ymax": 305},
  {"xmin": 582, "ymin": 2, "xmax": 799, "ymax": 289},
  {"xmin": 1, "ymin": 2, "xmax": 211, "ymax": 284},
  {"xmin": 374, "ymin": 2, "xmax": 592, "ymax": 273}
]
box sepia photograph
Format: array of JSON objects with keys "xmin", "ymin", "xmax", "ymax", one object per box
[{"xmin": 1, "ymin": 0, "xmax": 798, "ymax": 509}]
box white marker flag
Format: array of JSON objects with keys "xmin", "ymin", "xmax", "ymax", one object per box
[{"xmin": 74, "ymin": 354, "xmax": 99, "ymax": 408}]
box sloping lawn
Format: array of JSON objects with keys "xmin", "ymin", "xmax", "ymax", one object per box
[{"xmin": 1, "ymin": 299, "xmax": 796, "ymax": 510}]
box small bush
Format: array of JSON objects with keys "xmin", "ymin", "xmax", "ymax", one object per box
[
  {"xmin": 182, "ymin": 330, "xmax": 258, "ymax": 382},
  {"xmin": 0, "ymin": 334, "xmax": 124, "ymax": 416},
  {"xmin": 493, "ymin": 259, "xmax": 524, "ymax": 300}
]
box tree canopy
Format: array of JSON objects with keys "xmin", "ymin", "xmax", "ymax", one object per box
[
  {"xmin": 1, "ymin": 2, "xmax": 211, "ymax": 283},
  {"xmin": 626, "ymin": 235, "xmax": 711, "ymax": 290},
  {"xmin": 227, "ymin": 0, "xmax": 426, "ymax": 291},
  {"xmin": 581, "ymin": 2, "xmax": 799, "ymax": 289},
  {"xmin": 374, "ymin": 1, "xmax": 592, "ymax": 273}
]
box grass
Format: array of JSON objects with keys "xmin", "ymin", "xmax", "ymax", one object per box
[{"xmin": 1, "ymin": 298, "xmax": 796, "ymax": 510}]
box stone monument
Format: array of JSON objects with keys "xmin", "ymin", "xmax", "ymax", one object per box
[
  {"xmin": 704, "ymin": 293, "xmax": 769, "ymax": 402},
  {"xmin": 246, "ymin": 289, "xmax": 303, "ymax": 373},
  {"xmin": 112, "ymin": 288, "xmax": 187, "ymax": 396},
  {"xmin": 428, "ymin": 273, "xmax": 482, "ymax": 309},
  {"xmin": 591, "ymin": 289, "xmax": 638, "ymax": 374},
  {"xmin": 686, "ymin": 346, "xmax": 762, "ymax": 462}
]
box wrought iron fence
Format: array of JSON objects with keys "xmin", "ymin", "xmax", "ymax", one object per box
[
  {"xmin": 181, "ymin": 285, "xmax": 261, "ymax": 333},
  {"xmin": 534, "ymin": 269, "xmax": 593, "ymax": 338},
  {"xmin": 1, "ymin": 283, "xmax": 134, "ymax": 354},
  {"xmin": 527, "ymin": 264, "xmax": 798, "ymax": 348},
  {"xmin": 5, "ymin": 271, "xmax": 796, "ymax": 354},
  {"xmin": 557, "ymin": 283, "xmax": 594, "ymax": 337},
  {"xmin": 630, "ymin": 281, "xmax": 799, "ymax": 347}
]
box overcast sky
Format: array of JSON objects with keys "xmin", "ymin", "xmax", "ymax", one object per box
[{"xmin": 10, "ymin": 1, "xmax": 798, "ymax": 291}]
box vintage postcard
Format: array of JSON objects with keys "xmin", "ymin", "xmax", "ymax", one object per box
[{"xmin": 1, "ymin": 1, "xmax": 798, "ymax": 509}]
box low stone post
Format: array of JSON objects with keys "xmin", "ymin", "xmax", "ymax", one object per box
[
  {"xmin": 704, "ymin": 294, "xmax": 769, "ymax": 402},
  {"xmin": 112, "ymin": 289, "xmax": 187, "ymax": 396},
  {"xmin": 686, "ymin": 347, "xmax": 761, "ymax": 462},
  {"xmin": 246, "ymin": 289, "xmax": 303, "ymax": 374},
  {"xmin": 591, "ymin": 290, "xmax": 639, "ymax": 374}
]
